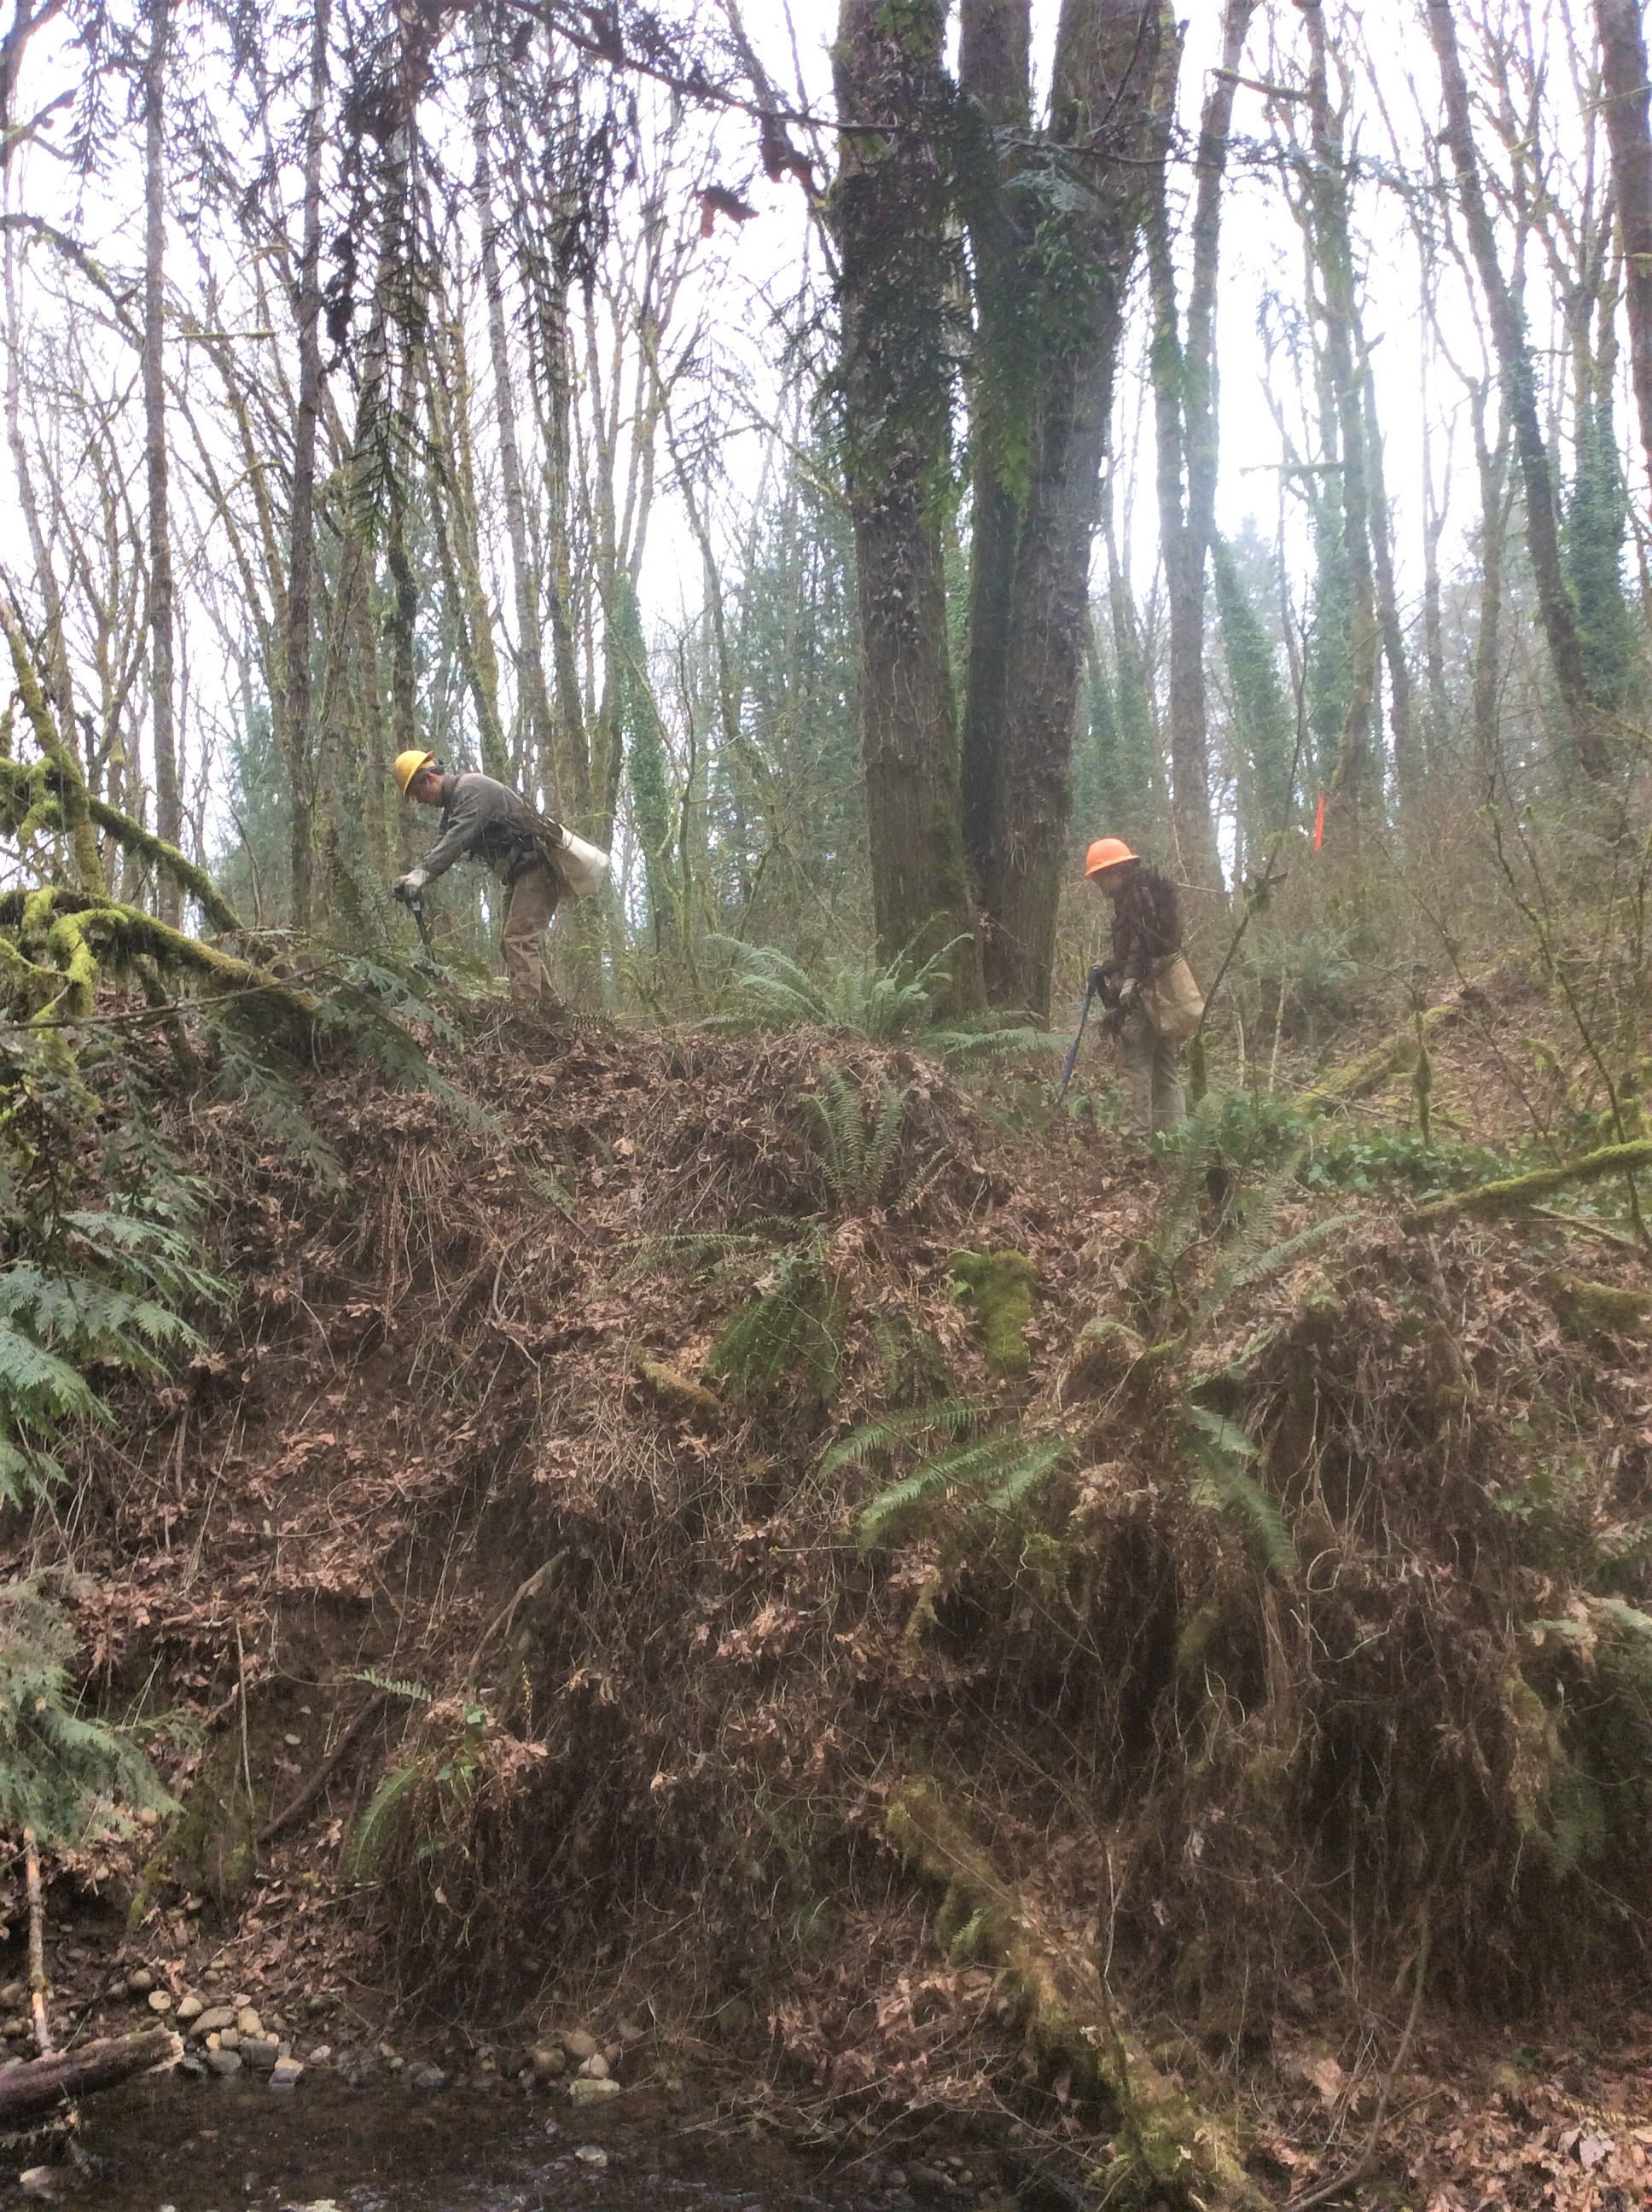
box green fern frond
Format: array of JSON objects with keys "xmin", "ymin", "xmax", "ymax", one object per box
[
  {"xmin": 1184, "ymin": 1408, "xmax": 1297, "ymax": 1575},
  {"xmin": 707, "ymin": 1237, "xmax": 846, "ymax": 1404},
  {"xmin": 342, "ymin": 1759, "xmax": 427, "ymax": 1883},
  {"xmin": 858, "ymin": 1428, "xmax": 1071, "ymax": 1550},
  {"xmin": 0, "ymin": 1582, "xmax": 174, "ymax": 1842},
  {"xmin": 819, "ymin": 1398, "xmax": 983, "ymax": 1475},
  {"xmin": 922, "ymin": 1026, "xmax": 1067, "ymax": 1067},
  {"xmin": 1140, "ymin": 1091, "xmax": 1225, "ymax": 1303},
  {"xmin": 706, "ymin": 933, "xmax": 968, "ymax": 1042},
  {"xmin": 807, "ymin": 1063, "xmax": 928, "ymax": 1212},
  {"xmin": 983, "ymin": 1435, "xmax": 1072, "ymax": 1512},
  {"xmin": 346, "ymin": 1669, "xmax": 433, "ymax": 1704}
]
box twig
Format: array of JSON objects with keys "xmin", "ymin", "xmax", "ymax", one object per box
[
  {"xmin": 1285, "ymin": 1903, "xmax": 1432, "ymax": 2212},
  {"xmin": 258, "ymin": 1693, "xmax": 388, "ymax": 1844},
  {"xmin": 463, "ymin": 1553, "xmax": 567, "ymax": 1691}
]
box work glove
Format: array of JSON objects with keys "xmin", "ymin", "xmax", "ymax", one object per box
[
  {"xmin": 393, "ymin": 868, "xmax": 429, "ymax": 904},
  {"xmin": 1117, "ymin": 975, "xmax": 1139, "ymax": 1012},
  {"xmin": 1086, "ymin": 963, "xmax": 1108, "ymax": 1001}
]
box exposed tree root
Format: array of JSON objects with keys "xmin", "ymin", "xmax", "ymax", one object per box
[
  {"xmin": 1408, "ymin": 1139, "xmax": 1652, "ymax": 1228},
  {"xmin": 886, "ymin": 1778, "xmax": 1262, "ymax": 2209}
]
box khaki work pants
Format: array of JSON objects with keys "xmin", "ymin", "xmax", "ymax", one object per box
[
  {"xmin": 501, "ymin": 862, "xmax": 559, "ymax": 1001},
  {"xmin": 1117, "ymin": 1007, "xmax": 1186, "ymax": 1135}
]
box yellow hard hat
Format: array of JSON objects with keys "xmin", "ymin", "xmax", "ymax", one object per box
[{"xmin": 394, "ymin": 749, "xmax": 436, "ymax": 796}]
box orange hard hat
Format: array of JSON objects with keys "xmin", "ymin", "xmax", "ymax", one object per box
[{"xmin": 1085, "ymin": 836, "xmax": 1138, "ymax": 881}]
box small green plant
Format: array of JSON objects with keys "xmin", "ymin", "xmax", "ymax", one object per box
[
  {"xmin": 807, "ymin": 1063, "xmax": 943, "ymax": 1213},
  {"xmin": 0, "ymin": 1204, "xmax": 226, "ymax": 1505},
  {"xmin": 822, "ymin": 1400, "xmax": 1070, "ymax": 1549},
  {"xmin": 0, "ymin": 1581, "xmax": 174, "ymax": 1842},
  {"xmin": 1184, "ymin": 1408, "xmax": 1297, "ymax": 1576},
  {"xmin": 707, "ymin": 932, "xmax": 967, "ymax": 1039},
  {"xmin": 707, "ymin": 1231, "xmax": 847, "ymax": 1404}
]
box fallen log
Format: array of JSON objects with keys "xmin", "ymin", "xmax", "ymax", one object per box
[
  {"xmin": 1408, "ymin": 1138, "xmax": 1652, "ymax": 1229},
  {"xmin": 887, "ymin": 1778, "xmax": 1261, "ymax": 2209},
  {"xmin": 0, "ymin": 2029, "xmax": 180, "ymax": 2122},
  {"xmin": 1292, "ymin": 991, "xmax": 1477, "ymax": 1115}
]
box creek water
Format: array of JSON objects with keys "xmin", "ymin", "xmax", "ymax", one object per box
[{"xmin": 40, "ymin": 2075, "xmax": 886, "ymax": 2212}]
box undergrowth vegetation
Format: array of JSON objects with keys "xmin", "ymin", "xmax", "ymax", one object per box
[{"xmin": 0, "ymin": 878, "xmax": 1649, "ymax": 2192}]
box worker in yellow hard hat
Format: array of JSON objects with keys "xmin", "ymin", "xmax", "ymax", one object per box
[
  {"xmin": 392, "ymin": 750, "xmax": 608, "ymax": 1002},
  {"xmin": 1083, "ymin": 837, "xmax": 1201, "ymax": 1135}
]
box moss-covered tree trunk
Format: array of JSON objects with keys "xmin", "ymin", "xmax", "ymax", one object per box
[
  {"xmin": 1147, "ymin": 0, "xmax": 1254, "ymax": 949},
  {"xmin": 832, "ymin": 0, "xmax": 980, "ymax": 1013},
  {"xmin": 1595, "ymin": 0, "xmax": 1652, "ymax": 510},
  {"xmin": 1425, "ymin": 0, "xmax": 1611, "ymax": 781},
  {"xmin": 282, "ymin": 0, "xmax": 330, "ymax": 931},
  {"xmin": 958, "ymin": 0, "xmax": 1162, "ymax": 1020},
  {"xmin": 1298, "ymin": 1, "xmax": 1379, "ymax": 867},
  {"xmin": 142, "ymin": 0, "xmax": 181, "ymax": 926}
]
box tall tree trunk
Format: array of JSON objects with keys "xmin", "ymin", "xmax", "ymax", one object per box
[
  {"xmin": 1469, "ymin": 386, "xmax": 1511, "ymax": 802},
  {"xmin": 282, "ymin": 0, "xmax": 329, "ymax": 930},
  {"xmin": 833, "ymin": 0, "xmax": 980, "ymax": 1008},
  {"xmin": 143, "ymin": 0, "xmax": 179, "ymax": 923},
  {"xmin": 1426, "ymin": 0, "xmax": 1610, "ymax": 780},
  {"xmin": 961, "ymin": 0, "xmax": 1163, "ymax": 1017},
  {"xmin": 472, "ymin": 35, "xmax": 559, "ymax": 802},
  {"xmin": 1299, "ymin": 0, "xmax": 1378, "ymax": 860},
  {"xmin": 426, "ymin": 302, "xmax": 509, "ymax": 780},
  {"xmin": 1146, "ymin": 0, "xmax": 1254, "ymax": 946},
  {"xmin": 1361, "ymin": 352, "xmax": 1416, "ymax": 818},
  {"xmin": 1596, "ymin": 0, "xmax": 1652, "ymax": 509},
  {"xmin": 957, "ymin": 0, "xmax": 1031, "ymax": 932}
]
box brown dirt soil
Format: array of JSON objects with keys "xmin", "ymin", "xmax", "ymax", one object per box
[{"xmin": 4, "ymin": 992, "xmax": 1652, "ymax": 2207}]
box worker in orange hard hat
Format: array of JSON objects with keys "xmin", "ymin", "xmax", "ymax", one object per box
[{"xmin": 1083, "ymin": 838, "xmax": 1202, "ymax": 1135}]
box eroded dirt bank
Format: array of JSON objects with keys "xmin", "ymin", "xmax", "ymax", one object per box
[{"xmin": 5, "ymin": 1001, "xmax": 1652, "ymax": 2208}]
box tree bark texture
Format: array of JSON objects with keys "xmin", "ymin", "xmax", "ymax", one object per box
[
  {"xmin": 1145, "ymin": 0, "xmax": 1254, "ymax": 940},
  {"xmin": 143, "ymin": 0, "xmax": 180, "ymax": 924},
  {"xmin": 1595, "ymin": 0, "xmax": 1652, "ymax": 511},
  {"xmin": 281, "ymin": 0, "xmax": 329, "ymax": 929},
  {"xmin": 833, "ymin": 0, "xmax": 980, "ymax": 1010},
  {"xmin": 0, "ymin": 2029, "xmax": 178, "ymax": 2120},
  {"xmin": 959, "ymin": 0, "xmax": 1162, "ymax": 1018},
  {"xmin": 1299, "ymin": 1, "xmax": 1379, "ymax": 859},
  {"xmin": 473, "ymin": 34, "xmax": 560, "ymax": 804},
  {"xmin": 1425, "ymin": 0, "xmax": 1610, "ymax": 779}
]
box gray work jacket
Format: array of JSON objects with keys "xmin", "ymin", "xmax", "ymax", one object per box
[{"xmin": 419, "ymin": 772, "xmax": 550, "ymax": 885}]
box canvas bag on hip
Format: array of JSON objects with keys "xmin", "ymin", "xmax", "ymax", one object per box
[
  {"xmin": 1142, "ymin": 952, "xmax": 1204, "ymax": 1042},
  {"xmin": 556, "ymin": 827, "xmax": 611, "ymax": 899}
]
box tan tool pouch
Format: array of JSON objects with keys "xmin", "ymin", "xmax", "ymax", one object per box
[{"xmin": 1141, "ymin": 952, "xmax": 1205, "ymax": 1042}]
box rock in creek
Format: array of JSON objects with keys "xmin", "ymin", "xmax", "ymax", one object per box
[
  {"xmin": 569, "ymin": 2075, "xmax": 621, "ymax": 2104},
  {"xmin": 578, "ymin": 2052, "xmax": 609, "ymax": 2081},
  {"xmin": 408, "ymin": 2063, "xmax": 449, "ymax": 2093},
  {"xmin": 175, "ymin": 1993, "xmax": 203, "ymax": 2024},
  {"xmin": 532, "ymin": 2045, "xmax": 567, "ymax": 2080},
  {"xmin": 204, "ymin": 2048, "xmax": 241, "ymax": 2077},
  {"xmin": 564, "ymin": 2029, "xmax": 599, "ymax": 2061},
  {"xmin": 270, "ymin": 2056, "xmax": 305, "ymax": 2089},
  {"xmin": 193, "ymin": 2005, "xmax": 236, "ymax": 2037},
  {"xmin": 236, "ymin": 2006, "xmax": 263, "ymax": 2037}
]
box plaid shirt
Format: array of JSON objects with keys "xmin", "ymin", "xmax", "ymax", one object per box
[{"xmin": 1105, "ymin": 864, "xmax": 1183, "ymax": 989}]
